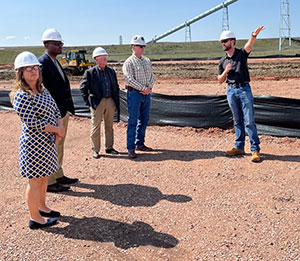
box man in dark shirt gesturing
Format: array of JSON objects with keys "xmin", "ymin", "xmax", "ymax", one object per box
[{"xmin": 218, "ymin": 26, "xmax": 265, "ymax": 162}]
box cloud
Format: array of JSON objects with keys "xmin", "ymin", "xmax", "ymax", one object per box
[
  {"xmin": 5, "ymin": 36, "xmax": 16, "ymax": 40},
  {"xmin": 24, "ymin": 36, "xmax": 30, "ymax": 40}
]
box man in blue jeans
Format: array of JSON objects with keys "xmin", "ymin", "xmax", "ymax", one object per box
[
  {"xmin": 122, "ymin": 35, "xmax": 155, "ymax": 158},
  {"xmin": 218, "ymin": 26, "xmax": 265, "ymax": 162}
]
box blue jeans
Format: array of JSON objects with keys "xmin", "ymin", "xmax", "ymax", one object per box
[
  {"xmin": 227, "ymin": 84, "xmax": 260, "ymax": 152},
  {"xmin": 127, "ymin": 89, "xmax": 151, "ymax": 151}
]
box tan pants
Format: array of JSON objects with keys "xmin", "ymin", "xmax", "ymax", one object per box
[
  {"xmin": 48, "ymin": 113, "xmax": 69, "ymax": 185},
  {"xmin": 90, "ymin": 98, "xmax": 115, "ymax": 152}
]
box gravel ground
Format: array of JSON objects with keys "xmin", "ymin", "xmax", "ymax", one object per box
[
  {"xmin": 1, "ymin": 58, "xmax": 300, "ymax": 260},
  {"xmin": 1, "ymin": 110, "xmax": 300, "ymax": 260}
]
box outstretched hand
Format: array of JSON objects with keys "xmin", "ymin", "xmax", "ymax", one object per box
[{"xmin": 253, "ymin": 26, "xmax": 265, "ymax": 37}]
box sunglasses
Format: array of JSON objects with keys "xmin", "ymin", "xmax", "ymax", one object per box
[
  {"xmin": 48, "ymin": 41, "xmax": 64, "ymax": 46},
  {"xmin": 221, "ymin": 39, "xmax": 231, "ymax": 43},
  {"xmin": 24, "ymin": 65, "xmax": 40, "ymax": 72},
  {"xmin": 134, "ymin": 45, "xmax": 145, "ymax": 48}
]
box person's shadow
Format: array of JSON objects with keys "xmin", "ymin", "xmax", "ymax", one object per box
[
  {"xmin": 261, "ymin": 153, "xmax": 300, "ymax": 162},
  {"xmin": 45, "ymin": 216, "xmax": 178, "ymax": 249},
  {"xmin": 102, "ymin": 149, "xmax": 225, "ymax": 162},
  {"xmin": 66, "ymin": 183, "xmax": 192, "ymax": 207},
  {"xmin": 106, "ymin": 150, "xmax": 300, "ymax": 163}
]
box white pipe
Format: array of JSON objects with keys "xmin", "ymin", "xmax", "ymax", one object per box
[{"xmin": 148, "ymin": 0, "xmax": 238, "ymax": 43}]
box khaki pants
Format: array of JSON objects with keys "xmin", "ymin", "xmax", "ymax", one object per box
[
  {"xmin": 48, "ymin": 113, "xmax": 69, "ymax": 185},
  {"xmin": 90, "ymin": 98, "xmax": 115, "ymax": 152}
]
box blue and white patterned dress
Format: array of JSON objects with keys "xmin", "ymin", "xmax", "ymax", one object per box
[{"xmin": 13, "ymin": 88, "xmax": 61, "ymax": 179}]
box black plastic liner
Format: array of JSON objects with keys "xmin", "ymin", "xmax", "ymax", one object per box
[{"xmin": 1, "ymin": 89, "xmax": 300, "ymax": 138}]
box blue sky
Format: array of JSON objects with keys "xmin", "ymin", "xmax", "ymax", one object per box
[{"xmin": 0, "ymin": 0, "xmax": 299, "ymax": 47}]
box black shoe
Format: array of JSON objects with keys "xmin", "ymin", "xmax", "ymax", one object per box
[
  {"xmin": 105, "ymin": 148, "xmax": 119, "ymax": 154},
  {"xmin": 56, "ymin": 176, "xmax": 79, "ymax": 184},
  {"xmin": 47, "ymin": 183, "xmax": 70, "ymax": 193},
  {"xmin": 39, "ymin": 210, "xmax": 61, "ymax": 218},
  {"xmin": 128, "ymin": 150, "xmax": 137, "ymax": 159},
  {"xmin": 29, "ymin": 218, "xmax": 57, "ymax": 229},
  {"xmin": 92, "ymin": 151, "xmax": 100, "ymax": 159},
  {"xmin": 136, "ymin": 145, "xmax": 153, "ymax": 151}
]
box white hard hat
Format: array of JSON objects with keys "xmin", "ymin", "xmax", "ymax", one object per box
[
  {"xmin": 130, "ymin": 35, "xmax": 146, "ymax": 46},
  {"xmin": 41, "ymin": 28, "xmax": 63, "ymax": 42},
  {"xmin": 14, "ymin": 51, "xmax": 41, "ymax": 70},
  {"xmin": 92, "ymin": 47, "xmax": 108, "ymax": 58},
  {"xmin": 219, "ymin": 30, "xmax": 236, "ymax": 41}
]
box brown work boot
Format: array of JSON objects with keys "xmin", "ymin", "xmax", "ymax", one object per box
[
  {"xmin": 251, "ymin": 151, "xmax": 261, "ymax": 162},
  {"xmin": 225, "ymin": 147, "xmax": 245, "ymax": 156}
]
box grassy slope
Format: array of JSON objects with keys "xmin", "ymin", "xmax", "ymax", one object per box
[{"xmin": 0, "ymin": 38, "xmax": 299, "ymax": 64}]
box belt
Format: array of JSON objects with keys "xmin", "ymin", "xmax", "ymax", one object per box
[
  {"xmin": 229, "ymin": 82, "xmax": 249, "ymax": 88},
  {"xmin": 125, "ymin": 85, "xmax": 134, "ymax": 91}
]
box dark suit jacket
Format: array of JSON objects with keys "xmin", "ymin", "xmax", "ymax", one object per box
[
  {"xmin": 38, "ymin": 53, "xmax": 75, "ymax": 118},
  {"xmin": 80, "ymin": 65, "xmax": 120, "ymax": 117}
]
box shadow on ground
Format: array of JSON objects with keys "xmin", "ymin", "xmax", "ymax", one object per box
[
  {"xmin": 102, "ymin": 150, "xmax": 300, "ymax": 163},
  {"xmin": 45, "ymin": 216, "xmax": 178, "ymax": 249},
  {"xmin": 102, "ymin": 149, "xmax": 225, "ymax": 162},
  {"xmin": 261, "ymin": 153, "xmax": 300, "ymax": 162},
  {"xmin": 66, "ymin": 183, "xmax": 192, "ymax": 207}
]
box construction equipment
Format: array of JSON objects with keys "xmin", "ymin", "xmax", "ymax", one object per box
[{"xmin": 59, "ymin": 50, "xmax": 95, "ymax": 75}]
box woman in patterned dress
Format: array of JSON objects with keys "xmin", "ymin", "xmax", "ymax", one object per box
[{"xmin": 9, "ymin": 52, "xmax": 65, "ymax": 229}]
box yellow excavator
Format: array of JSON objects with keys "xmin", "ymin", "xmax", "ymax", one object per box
[{"xmin": 59, "ymin": 50, "xmax": 95, "ymax": 75}]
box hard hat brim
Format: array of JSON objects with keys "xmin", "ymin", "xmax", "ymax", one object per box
[{"xmin": 15, "ymin": 62, "xmax": 41, "ymax": 70}]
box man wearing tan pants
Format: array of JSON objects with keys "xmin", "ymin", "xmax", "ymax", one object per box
[{"xmin": 80, "ymin": 47, "xmax": 120, "ymax": 158}]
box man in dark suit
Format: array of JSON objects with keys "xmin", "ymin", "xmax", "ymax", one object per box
[
  {"xmin": 80, "ymin": 47, "xmax": 120, "ymax": 159},
  {"xmin": 39, "ymin": 28, "xmax": 79, "ymax": 192}
]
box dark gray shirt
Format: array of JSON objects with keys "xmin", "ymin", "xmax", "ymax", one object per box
[
  {"xmin": 97, "ymin": 66, "xmax": 112, "ymax": 98},
  {"xmin": 218, "ymin": 48, "xmax": 250, "ymax": 84}
]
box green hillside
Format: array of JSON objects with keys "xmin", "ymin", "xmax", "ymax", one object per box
[{"xmin": 0, "ymin": 38, "xmax": 299, "ymax": 64}]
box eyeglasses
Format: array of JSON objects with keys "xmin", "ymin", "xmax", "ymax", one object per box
[
  {"xmin": 134, "ymin": 45, "xmax": 145, "ymax": 48},
  {"xmin": 221, "ymin": 39, "xmax": 230, "ymax": 43},
  {"xmin": 48, "ymin": 41, "xmax": 64, "ymax": 46},
  {"xmin": 24, "ymin": 65, "xmax": 40, "ymax": 72}
]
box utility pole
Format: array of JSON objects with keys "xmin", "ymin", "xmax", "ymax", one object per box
[
  {"xmin": 279, "ymin": 0, "xmax": 291, "ymax": 51},
  {"xmin": 185, "ymin": 22, "xmax": 192, "ymax": 42},
  {"xmin": 222, "ymin": 5, "xmax": 229, "ymax": 31}
]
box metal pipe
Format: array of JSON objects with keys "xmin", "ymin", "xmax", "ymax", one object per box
[{"xmin": 148, "ymin": 0, "xmax": 238, "ymax": 43}]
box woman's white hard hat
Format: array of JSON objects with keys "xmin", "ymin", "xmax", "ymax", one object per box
[
  {"xmin": 41, "ymin": 28, "xmax": 63, "ymax": 42},
  {"xmin": 93, "ymin": 47, "xmax": 108, "ymax": 58},
  {"xmin": 130, "ymin": 35, "xmax": 146, "ymax": 46},
  {"xmin": 14, "ymin": 51, "xmax": 41, "ymax": 70},
  {"xmin": 219, "ymin": 30, "xmax": 236, "ymax": 41}
]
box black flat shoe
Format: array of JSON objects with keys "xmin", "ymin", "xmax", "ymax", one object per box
[
  {"xmin": 39, "ymin": 210, "xmax": 60, "ymax": 218},
  {"xmin": 29, "ymin": 218, "xmax": 57, "ymax": 229}
]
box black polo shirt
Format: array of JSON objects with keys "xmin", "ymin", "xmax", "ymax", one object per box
[{"xmin": 218, "ymin": 48, "xmax": 250, "ymax": 85}]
